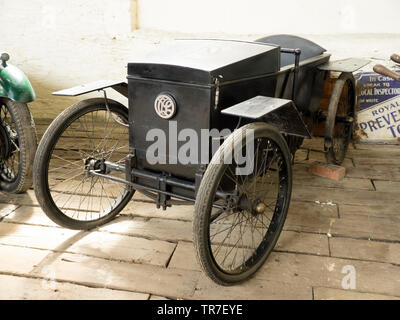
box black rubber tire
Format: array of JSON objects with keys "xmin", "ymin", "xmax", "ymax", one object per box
[
  {"xmin": 325, "ymin": 73, "xmax": 355, "ymax": 165},
  {"xmin": 193, "ymin": 122, "xmax": 292, "ymax": 285},
  {"xmin": 33, "ymin": 98, "xmax": 134, "ymax": 230},
  {"xmin": 0, "ymin": 99, "xmax": 37, "ymax": 193}
]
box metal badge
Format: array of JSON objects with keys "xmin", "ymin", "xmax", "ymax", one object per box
[{"xmin": 154, "ymin": 93, "xmax": 177, "ymax": 119}]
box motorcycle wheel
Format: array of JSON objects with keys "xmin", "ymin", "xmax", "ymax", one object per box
[{"xmin": 0, "ymin": 99, "xmax": 37, "ymax": 193}]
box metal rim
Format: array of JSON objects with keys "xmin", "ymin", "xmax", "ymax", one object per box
[
  {"xmin": 207, "ymin": 137, "xmax": 290, "ymax": 275},
  {"xmin": 44, "ymin": 105, "xmax": 131, "ymax": 222}
]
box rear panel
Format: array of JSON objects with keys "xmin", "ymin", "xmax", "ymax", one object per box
[{"xmin": 128, "ymin": 78, "xmax": 211, "ymax": 180}]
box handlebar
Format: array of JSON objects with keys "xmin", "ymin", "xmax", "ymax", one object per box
[
  {"xmin": 391, "ymin": 53, "xmax": 400, "ymax": 64},
  {"xmin": 0, "ymin": 52, "xmax": 9, "ymax": 69},
  {"xmin": 373, "ymin": 64, "xmax": 400, "ymax": 82}
]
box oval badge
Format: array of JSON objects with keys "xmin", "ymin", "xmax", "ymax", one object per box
[{"xmin": 154, "ymin": 93, "xmax": 177, "ymax": 119}]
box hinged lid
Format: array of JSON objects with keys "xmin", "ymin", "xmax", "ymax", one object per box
[{"xmin": 127, "ymin": 39, "xmax": 280, "ymax": 85}]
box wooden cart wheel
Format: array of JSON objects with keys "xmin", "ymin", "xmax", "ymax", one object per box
[
  {"xmin": 193, "ymin": 122, "xmax": 292, "ymax": 285},
  {"xmin": 324, "ymin": 72, "xmax": 356, "ymax": 165}
]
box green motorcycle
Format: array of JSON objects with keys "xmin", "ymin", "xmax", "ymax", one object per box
[{"xmin": 0, "ymin": 52, "xmax": 37, "ymax": 193}]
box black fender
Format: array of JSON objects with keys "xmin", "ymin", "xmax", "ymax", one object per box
[
  {"xmin": 52, "ymin": 80, "xmax": 128, "ymax": 98},
  {"xmin": 221, "ymin": 95, "xmax": 311, "ymax": 138}
]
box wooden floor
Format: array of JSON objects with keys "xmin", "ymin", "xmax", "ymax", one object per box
[{"xmin": 0, "ymin": 137, "xmax": 399, "ymax": 300}]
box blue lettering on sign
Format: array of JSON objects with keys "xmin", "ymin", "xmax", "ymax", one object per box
[
  {"xmin": 356, "ymin": 71, "xmax": 400, "ymax": 110},
  {"xmin": 358, "ymin": 107, "xmax": 400, "ymax": 137}
]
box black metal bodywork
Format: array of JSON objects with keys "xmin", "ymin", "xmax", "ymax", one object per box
[
  {"xmin": 53, "ymin": 36, "xmax": 366, "ymax": 209},
  {"xmin": 123, "ymin": 38, "xmax": 330, "ymax": 206}
]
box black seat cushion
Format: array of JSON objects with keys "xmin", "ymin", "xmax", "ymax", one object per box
[{"xmin": 255, "ymin": 34, "xmax": 326, "ymax": 68}]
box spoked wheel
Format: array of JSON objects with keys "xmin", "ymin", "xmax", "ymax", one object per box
[
  {"xmin": 325, "ymin": 72, "xmax": 356, "ymax": 165},
  {"xmin": 0, "ymin": 99, "xmax": 37, "ymax": 193},
  {"xmin": 193, "ymin": 123, "xmax": 292, "ymax": 285},
  {"xmin": 33, "ymin": 98, "xmax": 134, "ymax": 230}
]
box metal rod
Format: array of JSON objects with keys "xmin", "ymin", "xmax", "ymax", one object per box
[
  {"xmin": 90, "ymin": 170, "xmax": 197, "ymax": 203},
  {"xmin": 104, "ymin": 161, "xmax": 229, "ymax": 200},
  {"xmin": 131, "ymin": 168, "xmax": 196, "ymax": 191},
  {"xmin": 94, "ymin": 167, "xmax": 229, "ymax": 208},
  {"xmin": 292, "ymin": 49, "xmax": 302, "ymax": 100}
]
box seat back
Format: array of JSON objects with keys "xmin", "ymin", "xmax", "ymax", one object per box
[{"xmin": 255, "ymin": 34, "xmax": 326, "ymax": 68}]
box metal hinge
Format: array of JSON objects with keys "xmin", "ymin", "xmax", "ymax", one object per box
[{"xmin": 214, "ymin": 76, "xmax": 222, "ymax": 110}]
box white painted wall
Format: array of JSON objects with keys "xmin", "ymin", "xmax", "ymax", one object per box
[
  {"xmin": 1, "ymin": 0, "xmax": 400, "ymax": 121},
  {"xmin": 137, "ymin": 0, "xmax": 400, "ymax": 34},
  {"xmin": 2, "ymin": 0, "xmax": 132, "ymax": 38}
]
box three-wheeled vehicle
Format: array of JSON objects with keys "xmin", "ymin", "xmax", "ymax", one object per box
[
  {"xmin": 33, "ymin": 35, "xmax": 368, "ymax": 285},
  {"xmin": 0, "ymin": 52, "xmax": 37, "ymax": 193}
]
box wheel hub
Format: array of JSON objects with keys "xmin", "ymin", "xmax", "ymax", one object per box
[
  {"xmin": 237, "ymin": 194, "xmax": 266, "ymax": 215},
  {"xmin": 84, "ymin": 157, "xmax": 107, "ymax": 174}
]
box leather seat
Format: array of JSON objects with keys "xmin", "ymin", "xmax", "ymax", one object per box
[{"xmin": 255, "ymin": 34, "xmax": 326, "ymax": 68}]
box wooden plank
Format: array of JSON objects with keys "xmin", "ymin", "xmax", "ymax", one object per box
[
  {"xmin": 313, "ymin": 287, "xmax": 399, "ymax": 300},
  {"xmin": 346, "ymin": 166, "xmax": 400, "ymax": 181},
  {"xmin": 36, "ymin": 252, "xmax": 200, "ymax": 299},
  {"xmin": 0, "ymin": 190, "xmax": 39, "ymax": 206},
  {"xmin": 0, "ymin": 244, "xmax": 51, "ymax": 274},
  {"xmin": 4, "ymin": 206, "xmax": 60, "ymax": 227},
  {"xmin": 329, "ymin": 214, "xmax": 400, "ymax": 242},
  {"xmin": 353, "ymin": 157, "xmax": 400, "ymax": 166},
  {"xmin": 168, "ymin": 230, "xmax": 329, "ymax": 272},
  {"xmin": 149, "ymin": 295, "xmax": 170, "ymax": 300},
  {"xmin": 291, "ymin": 185, "xmax": 400, "ymax": 206},
  {"xmin": 0, "ymin": 274, "xmax": 149, "ymax": 300},
  {"xmin": 123, "ymin": 199, "xmax": 338, "ymax": 227},
  {"xmin": 352, "ymin": 143, "xmax": 400, "ymax": 151},
  {"xmin": 7, "ymin": 200, "xmax": 338, "ymax": 239},
  {"xmin": 330, "ymin": 237, "xmax": 400, "ymax": 265},
  {"xmin": 275, "ymin": 231, "xmax": 329, "ymax": 256},
  {"xmin": 373, "ymin": 180, "xmax": 400, "ymax": 192},
  {"xmin": 0, "ymin": 222, "xmax": 80, "ymax": 251},
  {"xmin": 99, "ymin": 216, "xmax": 193, "ymax": 242},
  {"xmin": 0, "ymin": 222, "xmax": 176, "ymax": 267},
  {"xmin": 0, "ymin": 204, "xmax": 18, "ymax": 219},
  {"xmin": 347, "ymin": 147, "xmax": 400, "ymax": 158},
  {"xmin": 68, "ymin": 232, "xmax": 176, "ymax": 267},
  {"xmin": 171, "ymin": 247, "xmax": 400, "ymax": 297},
  {"xmin": 255, "ymin": 252, "xmax": 400, "ymax": 297},
  {"xmin": 293, "ymin": 164, "xmax": 374, "ymax": 191},
  {"xmin": 339, "ymin": 204, "xmax": 400, "ymax": 219},
  {"xmin": 284, "ymin": 201, "xmax": 338, "ymax": 234},
  {"xmin": 192, "ymin": 275, "xmax": 312, "ymax": 300}
]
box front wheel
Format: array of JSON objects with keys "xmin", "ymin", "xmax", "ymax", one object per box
[
  {"xmin": 0, "ymin": 99, "xmax": 37, "ymax": 193},
  {"xmin": 33, "ymin": 98, "xmax": 134, "ymax": 230},
  {"xmin": 193, "ymin": 123, "xmax": 292, "ymax": 285}
]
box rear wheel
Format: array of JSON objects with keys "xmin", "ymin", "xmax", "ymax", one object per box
[
  {"xmin": 193, "ymin": 123, "xmax": 292, "ymax": 285},
  {"xmin": 0, "ymin": 99, "xmax": 37, "ymax": 193},
  {"xmin": 33, "ymin": 98, "xmax": 134, "ymax": 230},
  {"xmin": 325, "ymin": 73, "xmax": 355, "ymax": 165}
]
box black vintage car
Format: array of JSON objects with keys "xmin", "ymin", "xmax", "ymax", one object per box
[{"xmin": 33, "ymin": 35, "xmax": 367, "ymax": 285}]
